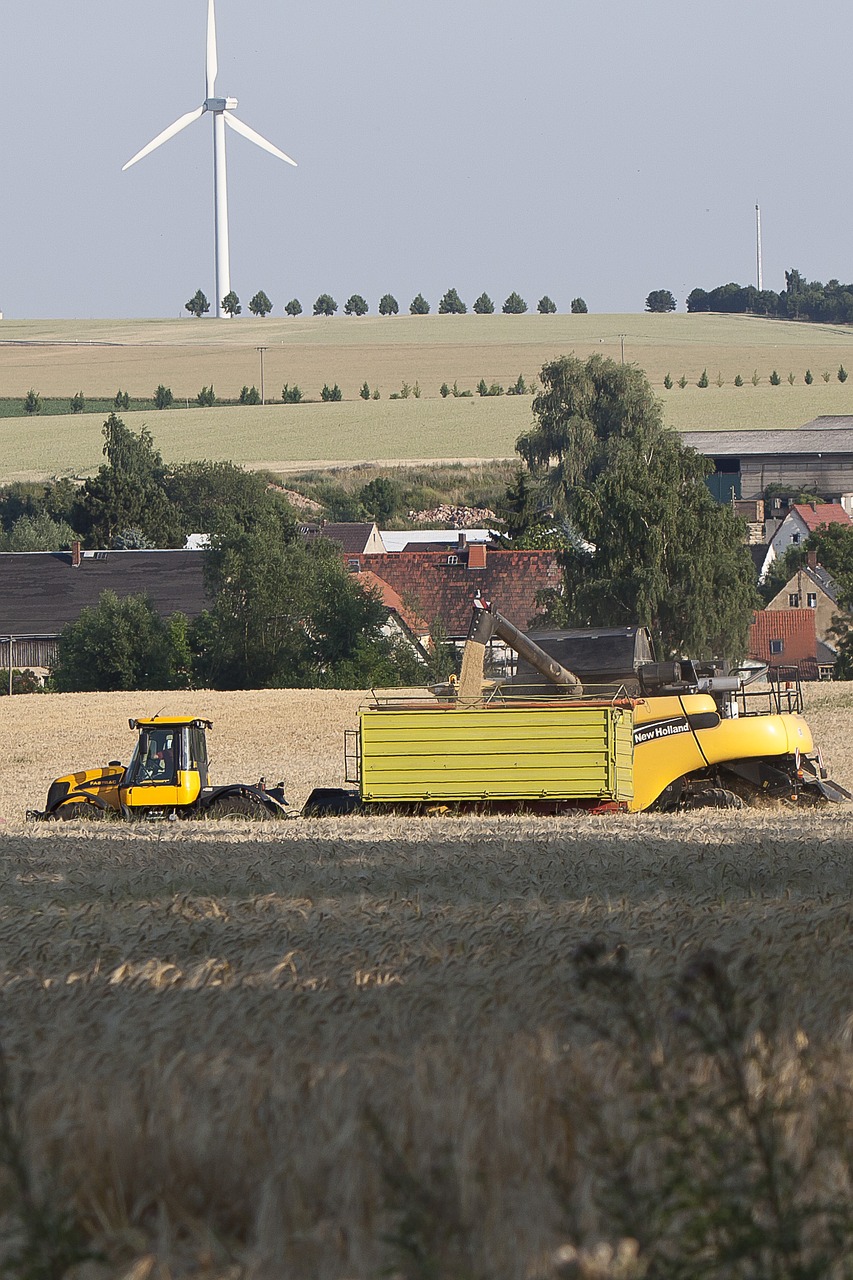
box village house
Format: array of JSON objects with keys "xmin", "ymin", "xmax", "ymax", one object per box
[
  {"xmin": 298, "ymin": 521, "xmax": 386, "ymax": 561},
  {"xmin": 353, "ymin": 570, "xmax": 432, "ymax": 661},
  {"xmin": 758, "ymin": 501, "xmax": 851, "ymax": 580},
  {"xmin": 747, "ymin": 608, "xmax": 836, "ymax": 681},
  {"xmin": 0, "ymin": 545, "xmax": 208, "ymax": 673},
  {"xmin": 764, "ymin": 552, "xmax": 842, "ymax": 652}
]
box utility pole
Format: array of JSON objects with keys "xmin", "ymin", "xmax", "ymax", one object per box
[
  {"xmin": 257, "ymin": 347, "xmax": 267, "ymax": 405},
  {"xmin": 619, "ymin": 333, "xmax": 626, "ymax": 364}
]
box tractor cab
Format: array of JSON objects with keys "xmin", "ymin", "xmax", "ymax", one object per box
[{"xmin": 121, "ymin": 718, "xmax": 211, "ymax": 811}]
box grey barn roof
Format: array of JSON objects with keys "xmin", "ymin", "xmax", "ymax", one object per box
[
  {"xmin": 0, "ymin": 550, "xmax": 209, "ymax": 636},
  {"xmin": 683, "ymin": 417, "xmax": 853, "ymax": 457}
]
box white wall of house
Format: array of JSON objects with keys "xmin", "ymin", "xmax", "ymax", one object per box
[{"xmin": 768, "ymin": 510, "xmax": 812, "ymax": 563}]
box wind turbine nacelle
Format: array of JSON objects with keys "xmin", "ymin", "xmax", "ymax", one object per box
[{"xmin": 204, "ymin": 97, "xmax": 238, "ymax": 112}]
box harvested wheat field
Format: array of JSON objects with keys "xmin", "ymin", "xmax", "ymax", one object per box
[{"xmin": 1, "ymin": 687, "xmax": 853, "ymax": 1278}]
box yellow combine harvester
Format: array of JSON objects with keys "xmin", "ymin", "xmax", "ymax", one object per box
[
  {"xmin": 29, "ymin": 717, "xmax": 288, "ymax": 821},
  {"xmin": 304, "ymin": 600, "xmax": 849, "ymax": 815}
]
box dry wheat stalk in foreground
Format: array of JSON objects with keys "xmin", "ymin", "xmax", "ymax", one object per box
[{"xmin": 0, "ymin": 687, "xmax": 851, "ymax": 1275}]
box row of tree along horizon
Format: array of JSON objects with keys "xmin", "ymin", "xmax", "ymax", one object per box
[
  {"xmin": 15, "ymin": 375, "xmax": 537, "ymax": 416},
  {"xmin": 185, "ymin": 288, "xmax": 587, "ymax": 318}
]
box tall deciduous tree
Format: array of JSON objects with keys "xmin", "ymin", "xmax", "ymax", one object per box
[
  {"xmin": 52, "ymin": 592, "xmax": 184, "ymax": 691},
  {"xmin": 344, "ymin": 294, "xmax": 369, "ymax": 316},
  {"xmin": 645, "ymin": 289, "xmax": 677, "ymax": 312},
  {"xmin": 248, "ymin": 290, "xmax": 273, "ymax": 317},
  {"xmin": 185, "ymin": 290, "xmax": 210, "ymax": 318},
  {"xmin": 193, "ymin": 510, "xmax": 416, "ymax": 688},
  {"xmin": 72, "ymin": 415, "xmax": 182, "ymax": 548},
  {"xmin": 438, "ymin": 288, "xmax": 466, "ymax": 314},
  {"xmin": 515, "ymin": 355, "xmax": 757, "ymax": 658}
]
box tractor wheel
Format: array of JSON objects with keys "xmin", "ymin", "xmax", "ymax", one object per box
[
  {"xmin": 55, "ymin": 801, "xmax": 106, "ymax": 821},
  {"xmin": 204, "ymin": 794, "xmax": 273, "ymax": 821},
  {"xmin": 684, "ymin": 788, "xmax": 744, "ymax": 811}
]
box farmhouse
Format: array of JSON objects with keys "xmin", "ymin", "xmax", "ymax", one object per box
[
  {"xmin": 298, "ymin": 522, "xmax": 386, "ymax": 558},
  {"xmin": 747, "ymin": 608, "xmax": 835, "ymax": 681},
  {"xmin": 0, "ymin": 547, "xmax": 208, "ymax": 671},
  {"xmin": 765, "ymin": 555, "xmax": 842, "ymax": 652},
  {"xmin": 349, "ymin": 544, "xmax": 560, "ymax": 640},
  {"xmin": 684, "ymin": 417, "xmax": 853, "ymax": 502},
  {"xmin": 759, "ymin": 502, "xmax": 851, "ymax": 579}
]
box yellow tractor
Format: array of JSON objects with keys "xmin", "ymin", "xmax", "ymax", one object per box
[{"xmin": 29, "ymin": 717, "xmax": 288, "ymax": 821}]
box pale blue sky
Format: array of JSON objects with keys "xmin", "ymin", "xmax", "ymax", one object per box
[{"xmin": 1, "ymin": 0, "xmax": 850, "ymax": 318}]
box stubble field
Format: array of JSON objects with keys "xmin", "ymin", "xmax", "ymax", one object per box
[
  {"xmin": 2, "ymin": 313, "xmax": 853, "ymax": 481},
  {"xmin": 1, "ymin": 685, "xmax": 853, "ymax": 1277}
]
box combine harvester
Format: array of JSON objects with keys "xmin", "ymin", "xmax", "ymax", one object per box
[
  {"xmin": 30, "ymin": 603, "xmax": 848, "ymax": 821},
  {"xmin": 304, "ymin": 600, "xmax": 849, "ymax": 815}
]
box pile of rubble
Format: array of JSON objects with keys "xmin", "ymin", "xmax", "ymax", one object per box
[
  {"xmin": 270, "ymin": 485, "xmax": 324, "ymax": 515},
  {"xmin": 408, "ymin": 504, "xmax": 500, "ymax": 528}
]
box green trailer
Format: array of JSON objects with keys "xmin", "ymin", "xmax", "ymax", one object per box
[{"xmin": 354, "ymin": 701, "xmax": 634, "ymax": 808}]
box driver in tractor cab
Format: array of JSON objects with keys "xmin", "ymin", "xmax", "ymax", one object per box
[{"xmin": 137, "ymin": 730, "xmax": 177, "ymax": 784}]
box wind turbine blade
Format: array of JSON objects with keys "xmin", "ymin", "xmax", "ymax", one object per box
[
  {"xmin": 122, "ymin": 107, "xmax": 205, "ymax": 170},
  {"xmin": 206, "ymin": 0, "xmax": 218, "ymax": 97},
  {"xmin": 224, "ymin": 112, "xmax": 298, "ymax": 166}
]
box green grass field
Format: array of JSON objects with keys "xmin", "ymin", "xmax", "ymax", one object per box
[{"xmin": 2, "ymin": 313, "xmax": 852, "ymax": 480}]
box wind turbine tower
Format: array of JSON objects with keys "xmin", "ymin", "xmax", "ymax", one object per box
[
  {"xmin": 123, "ymin": 0, "xmax": 297, "ymax": 318},
  {"xmin": 755, "ymin": 203, "xmax": 763, "ymax": 292}
]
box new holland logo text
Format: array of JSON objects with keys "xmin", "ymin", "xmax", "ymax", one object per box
[{"xmin": 633, "ymin": 717, "xmax": 690, "ymax": 746}]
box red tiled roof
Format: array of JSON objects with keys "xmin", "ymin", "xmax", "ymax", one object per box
[
  {"xmin": 355, "ymin": 570, "xmax": 431, "ymax": 639},
  {"xmin": 748, "ymin": 609, "xmax": 817, "ymax": 667},
  {"xmin": 791, "ymin": 503, "xmax": 852, "ymax": 532},
  {"xmin": 357, "ymin": 550, "xmax": 561, "ymax": 636}
]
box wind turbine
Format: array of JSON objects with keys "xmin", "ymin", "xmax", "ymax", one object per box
[{"xmin": 123, "ymin": 0, "xmax": 297, "ymax": 318}]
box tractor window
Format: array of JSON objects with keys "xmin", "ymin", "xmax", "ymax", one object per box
[
  {"xmin": 126, "ymin": 728, "xmax": 180, "ymax": 786},
  {"xmin": 187, "ymin": 724, "xmax": 210, "ymax": 788}
]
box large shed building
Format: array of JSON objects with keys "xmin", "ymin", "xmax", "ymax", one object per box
[{"xmin": 683, "ymin": 417, "xmax": 853, "ymax": 502}]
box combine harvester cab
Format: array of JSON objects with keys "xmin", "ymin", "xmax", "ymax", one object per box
[
  {"xmin": 304, "ymin": 601, "xmax": 848, "ymax": 816},
  {"xmin": 29, "ymin": 717, "xmax": 289, "ymax": 821}
]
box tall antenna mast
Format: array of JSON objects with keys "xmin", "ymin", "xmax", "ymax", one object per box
[{"xmin": 755, "ymin": 203, "xmax": 763, "ymax": 292}]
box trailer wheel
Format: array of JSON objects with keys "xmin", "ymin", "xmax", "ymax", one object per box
[
  {"xmin": 302, "ymin": 788, "xmax": 362, "ymax": 817},
  {"xmin": 684, "ymin": 788, "xmax": 743, "ymax": 811},
  {"xmin": 204, "ymin": 794, "xmax": 273, "ymax": 821}
]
